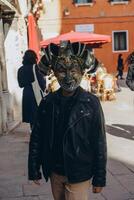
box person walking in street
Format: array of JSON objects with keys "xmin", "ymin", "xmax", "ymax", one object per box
[
  {"xmin": 116, "ymin": 54, "xmax": 124, "ymax": 79},
  {"xmin": 28, "ymin": 41, "xmax": 107, "ymax": 200},
  {"xmin": 17, "ymin": 50, "xmax": 46, "ymax": 130},
  {"xmin": 126, "ymin": 52, "xmax": 134, "ymax": 91}
]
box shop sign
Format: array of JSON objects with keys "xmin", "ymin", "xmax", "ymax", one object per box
[{"xmin": 75, "ymin": 24, "xmax": 94, "ymax": 32}]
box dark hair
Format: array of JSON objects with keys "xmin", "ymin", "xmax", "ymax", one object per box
[
  {"xmin": 22, "ymin": 50, "xmax": 37, "ymax": 65},
  {"xmin": 118, "ymin": 54, "xmax": 122, "ymax": 59}
]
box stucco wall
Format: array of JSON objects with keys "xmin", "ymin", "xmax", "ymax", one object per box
[
  {"xmin": 38, "ymin": 0, "xmax": 62, "ymax": 39},
  {"xmin": 4, "ymin": 17, "xmax": 28, "ymax": 121}
]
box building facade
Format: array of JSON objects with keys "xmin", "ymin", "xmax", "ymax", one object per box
[
  {"xmin": 0, "ymin": 0, "xmax": 28, "ymax": 134},
  {"xmin": 39, "ymin": 0, "xmax": 134, "ymax": 73},
  {"xmin": 0, "ymin": 0, "xmax": 45, "ymax": 134}
]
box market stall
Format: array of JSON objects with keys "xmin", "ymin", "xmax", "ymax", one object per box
[{"xmin": 89, "ymin": 63, "xmax": 116, "ymax": 101}]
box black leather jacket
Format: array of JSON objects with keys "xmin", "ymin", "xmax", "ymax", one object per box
[
  {"xmin": 28, "ymin": 87, "xmax": 107, "ymax": 187},
  {"xmin": 126, "ymin": 64, "xmax": 134, "ymax": 91}
]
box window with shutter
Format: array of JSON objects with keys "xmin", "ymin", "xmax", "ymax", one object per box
[
  {"xmin": 112, "ymin": 31, "xmax": 128, "ymax": 52},
  {"xmin": 76, "ymin": 0, "xmax": 92, "ymax": 2},
  {"xmin": 108, "ymin": 0, "xmax": 130, "ymax": 5},
  {"xmin": 73, "ymin": 0, "xmax": 93, "ymax": 6}
]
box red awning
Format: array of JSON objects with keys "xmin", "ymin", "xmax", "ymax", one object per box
[
  {"xmin": 40, "ymin": 31, "xmax": 111, "ymax": 47},
  {"xmin": 27, "ymin": 13, "xmax": 40, "ymax": 60}
]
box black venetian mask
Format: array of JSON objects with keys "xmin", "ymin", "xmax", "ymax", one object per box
[{"xmin": 54, "ymin": 58, "xmax": 83, "ymax": 92}]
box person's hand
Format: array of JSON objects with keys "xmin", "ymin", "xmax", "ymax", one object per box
[
  {"xmin": 92, "ymin": 186, "xmax": 103, "ymax": 193},
  {"xmin": 33, "ymin": 180, "xmax": 40, "ymax": 185}
]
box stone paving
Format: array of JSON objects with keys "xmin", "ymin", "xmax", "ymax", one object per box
[{"xmin": 0, "ymin": 79, "xmax": 134, "ymax": 200}]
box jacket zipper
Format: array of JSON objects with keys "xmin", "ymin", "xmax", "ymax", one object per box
[{"xmin": 63, "ymin": 112, "xmax": 90, "ymax": 176}]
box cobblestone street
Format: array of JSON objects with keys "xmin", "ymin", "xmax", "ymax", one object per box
[{"xmin": 0, "ymin": 80, "xmax": 134, "ymax": 200}]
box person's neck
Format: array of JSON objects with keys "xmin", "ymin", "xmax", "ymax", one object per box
[{"xmin": 62, "ymin": 89, "xmax": 75, "ymax": 97}]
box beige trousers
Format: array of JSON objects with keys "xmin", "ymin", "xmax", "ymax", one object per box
[{"xmin": 50, "ymin": 173, "xmax": 90, "ymax": 200}]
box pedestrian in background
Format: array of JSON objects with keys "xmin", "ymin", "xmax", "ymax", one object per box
[
  {"xmin": 17, "ymin": 50, "xmax": 46, "ymax": 130},
  {"xmin": 28, "ymin": 41, "xmax": 107, "ymax": 200},
  {"xmin": 116, "ymin": 54, "xmax": 124, "ymax": 79}
]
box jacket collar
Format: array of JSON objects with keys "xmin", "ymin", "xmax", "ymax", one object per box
[{"xmin": 47, "ymin": 86, "xmax": 92, "ymax": 104}]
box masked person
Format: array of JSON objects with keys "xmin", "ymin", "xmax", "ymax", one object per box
[
  {"xmin": 28, "ymin": 41, "xmax": 107, "ymax": 200},
  {"xmin": 126, "ymin": 52, "xmax": 134, "ymax": 91}
]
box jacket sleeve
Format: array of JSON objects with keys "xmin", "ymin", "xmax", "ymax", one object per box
[
  {"xmin": 92, "ymin": 97, "xmax": 107, "ymax": 187},
  {"xmin": 17, "ymin": 67, "xmax": 24, "ymax": 88},
  {"xmin": 28, "ymin": 101, "xmax": 44, "ymax": 180},
  {"xmin": 126, "ymin": 65, "xmax": 134, "ymax": 91}
]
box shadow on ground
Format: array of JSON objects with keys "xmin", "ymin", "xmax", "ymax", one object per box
[{"xmin": 106, "ymin": 124, "xmax": 134, "ymax": 140}]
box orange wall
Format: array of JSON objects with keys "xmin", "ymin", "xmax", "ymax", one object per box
[
  {"xmin": 59, "ymin": 0, "xmax": 134, "ymax": 73},
  {"xmin": 61, "ymin": 0, "xmax": 134, "ymax": 18}
]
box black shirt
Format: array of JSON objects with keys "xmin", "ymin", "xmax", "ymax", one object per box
[{"xmin": 52, "ymin": 88, "xmax": 79, "ymax": 175}]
